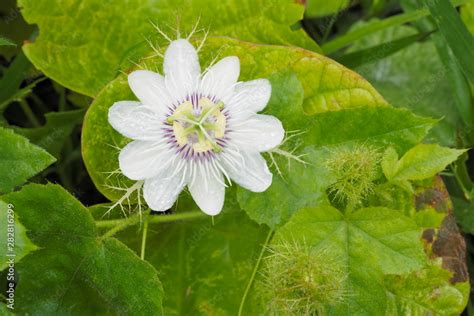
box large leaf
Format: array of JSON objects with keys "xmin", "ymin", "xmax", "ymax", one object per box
[
  {"xmin": 0, "ymin": 200, "xmax": 37, "ymax": 271},
  {"xmin": 82, "ymin": 36, "xmax": 387, "ymax": 213},
  {"xmin": 0, "ymin": 184, "xmax": 163, "ymax": 314},
  {"xmin": 19, "ymin": 0, "xmax": 319, "ymax": 97},
  {"xmin": 349, "ymin": 21, "xmax": 462, "ymax": 146},
  {"xmin": 272, "ymin": 205, "xmax": 427, "ymax": 315},
  {"xmin": 0, "ymin": 127, "xmax": 55, "ymax": 193}
]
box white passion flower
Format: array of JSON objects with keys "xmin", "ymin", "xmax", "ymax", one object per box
[{"xmin": 108, "ymin": 39, "xmax": 285, "ymax": 216}]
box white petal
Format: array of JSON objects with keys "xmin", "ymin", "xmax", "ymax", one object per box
[
  {"xmin": 224, "ymin": 79, "xmax": 272, "ymax": 118},
  {"xmin": 128, "ymin": 70, "xmax": 172, "ymax": 111},
  {"xmin": 119, "ymin": 140, "xmax": 175, "ymax": 180},
  {"xmin": 188, "ymin": 164, "xmax": 225, "ymax": 215},
  {"xmin": 163, "ymin": 39, "xmax": 201, "ymax": 102},
  {"xmin": 200, "ymin": 56, "xmax": 240, "ymax": 101},
  {"xmin": 143, "ymin": 171, "xmax": 186, "ymax": 212},
  {"xmin": 221, "ymin": 150, "xmax": 272, "ymax": 192},
  {"xmin": 108, "ymin": 101, "xmax": 164, "ymax": 140},
  {"xmin": 229, "ymin": 114, "xmax": 285, "ymax": 152}
]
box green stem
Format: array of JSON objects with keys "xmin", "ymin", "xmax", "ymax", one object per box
[
  {"xmin": 97, "ymin": 210, "xmax": 204, "ymax": 231},
  {"xmin": 321, "ymin": 2, "xmax": 345, "ymax": 44},
  {"xmin": 100, "ymin": 211, "xmax": 145, "ymax": 240},
  {"xmin": 29, "ymin": 93, "xmax": 49, "ymax": 113},
  {"xmin": 140, "ymin": 218, "xmax": 149, "ymax": 260},
  {"xmin": 452, "ymin": 152, "xmax": 473, "ymax": 200},
  {"xmin": 58, "ymin": 86, "xmax": 67, "ymax": 112},
  {"xmin": 19, "ymin": 99, "xmax": 40, "ymax": 127},
  {"xmin": 238, "ymin": 229, "xmax": 273, "ymax": 316}
]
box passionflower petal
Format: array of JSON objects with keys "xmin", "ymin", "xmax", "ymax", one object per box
[{"xmin": 108, "ymin": 38, "xmax": 285, "ymax": 215}]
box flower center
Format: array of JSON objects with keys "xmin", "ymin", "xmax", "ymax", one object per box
[{"xmin": 167, "ymin": 97, "xmax": 226, "ymax": 153}]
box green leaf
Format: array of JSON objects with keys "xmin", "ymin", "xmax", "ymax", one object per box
[
  {"xmin": 0, "ymin": 127, "xmax": 55, "ymax": 193},
  {"xmin": 0, "ymin": 37, "xmax": 15, "ymax": 47},
  {"xmin": 348, "ymin": 21, "xmax": 463, "ymax": 146},
  {"xmin": 114, "ymin": 198, "xmax": 269, "ymax": 315},
  {"xmin": 413, "ymin": 208, "xmax": 446, "ymax": 228},
  {"xmin": 321, "ymin": 0, "xmax": 469, "ymax": 54},
  {"xmin": 461, "ymin": 2, "xmax": 474, "ymax": 33},
  {"xmin": 19, "ymin": 0, "xmax": 319, "ymax": 97},
  {"xmin": 305, "ymin": 0, "xmax": 350, "ymax": 17},
  {"xmin": 0, "ymin": 200, "xmax": 37, "ymax": 271},
  {"xmin": 0, "ymin": 304, "xmax": 13, "ymax": 315},
  {"xmin": 273, "ymin": 205, "xmax": 427, "ymax": 315},
  {"xmin": 385, "ymin": 262, "xmax": 469, "ymax": 315},
  {"xmin": 0, "ymin": 0, "xmax": 35, "ymax": 60},
  {"xmin": 239, "ymin": 105, "xmax": 435, "ymax": 228},
  {"xmin": 382, "ymin": 144, "xmax": 465, "ymax": 181},
  {"xmin": 82, "ymin": 36, "xmax": 387, "ymax": 206},
  {"xmin": 0, "ymin": 77, "xmax": 45, "ymax": 111},
  {"xmin": 321, "ymin": 6, "xmax": 428, "ymax": 54},
  {"xmin": 403, "ymin": 0, "xmax": 473, "ymax": 138},
  {"xmin": 426, "ymin": 0, "xmax": 474, "ymax": 83},
  {"xmin": 336, "ymin": 30, "xmax": 435, "ymax": 69},
  {"xmin": 0, "ymin": 52, "xmax": 32, "ymax": 111},
  {"xmin": 452, "ymin": 192, "xmax": 474, "ymax": 234},
  {"xmin": 0, "ymin": 184, "xmax": 163, "ymax": 314},
  {"xmin": 12, "ymin": 109, "xmax": 85, "ymax": 158}
]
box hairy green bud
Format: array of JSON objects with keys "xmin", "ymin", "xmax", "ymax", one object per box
[
  {"xmin": 325, "ymin": 144, "xmax": 382, "ymax": 208},
  {"xmin": 256, "ymin": 239, "xmax": 347, "ymax": 315}
]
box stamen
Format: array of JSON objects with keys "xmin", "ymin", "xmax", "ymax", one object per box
[{"xmin": 198, "ymin": 101, "xmax": 224, "ymax": 124}]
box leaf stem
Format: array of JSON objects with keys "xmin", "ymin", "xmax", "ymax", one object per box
[
  {"xmin": 99, "ymin": 211, "xmax": 144, "ymax": 240},
  {"xmin": 238, "ymin": 229, "xmax": 273, "ymax": 316},
  {"xmin": 19, "ymin": 99, "xmax": 40, "ymax": 127},
  {"xmin": 140, "ymin": 218, "xmax": 149, "ymax": 260},
  {"xmin": 97, "ymin": 210, "xmax": 205, "ymax": 239}
]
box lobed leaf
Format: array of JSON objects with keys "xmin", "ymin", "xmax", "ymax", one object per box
[
  {"xmin": 382, "ymin": 144, "xmax": 465, "ymax": 182},
  {"xmin": 0, "ymin": 184, "xmax": 164, "ymax": 314},
  {"xmin": 273, "ymin": 205, "xmax": 427, "ymax": 315}
]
